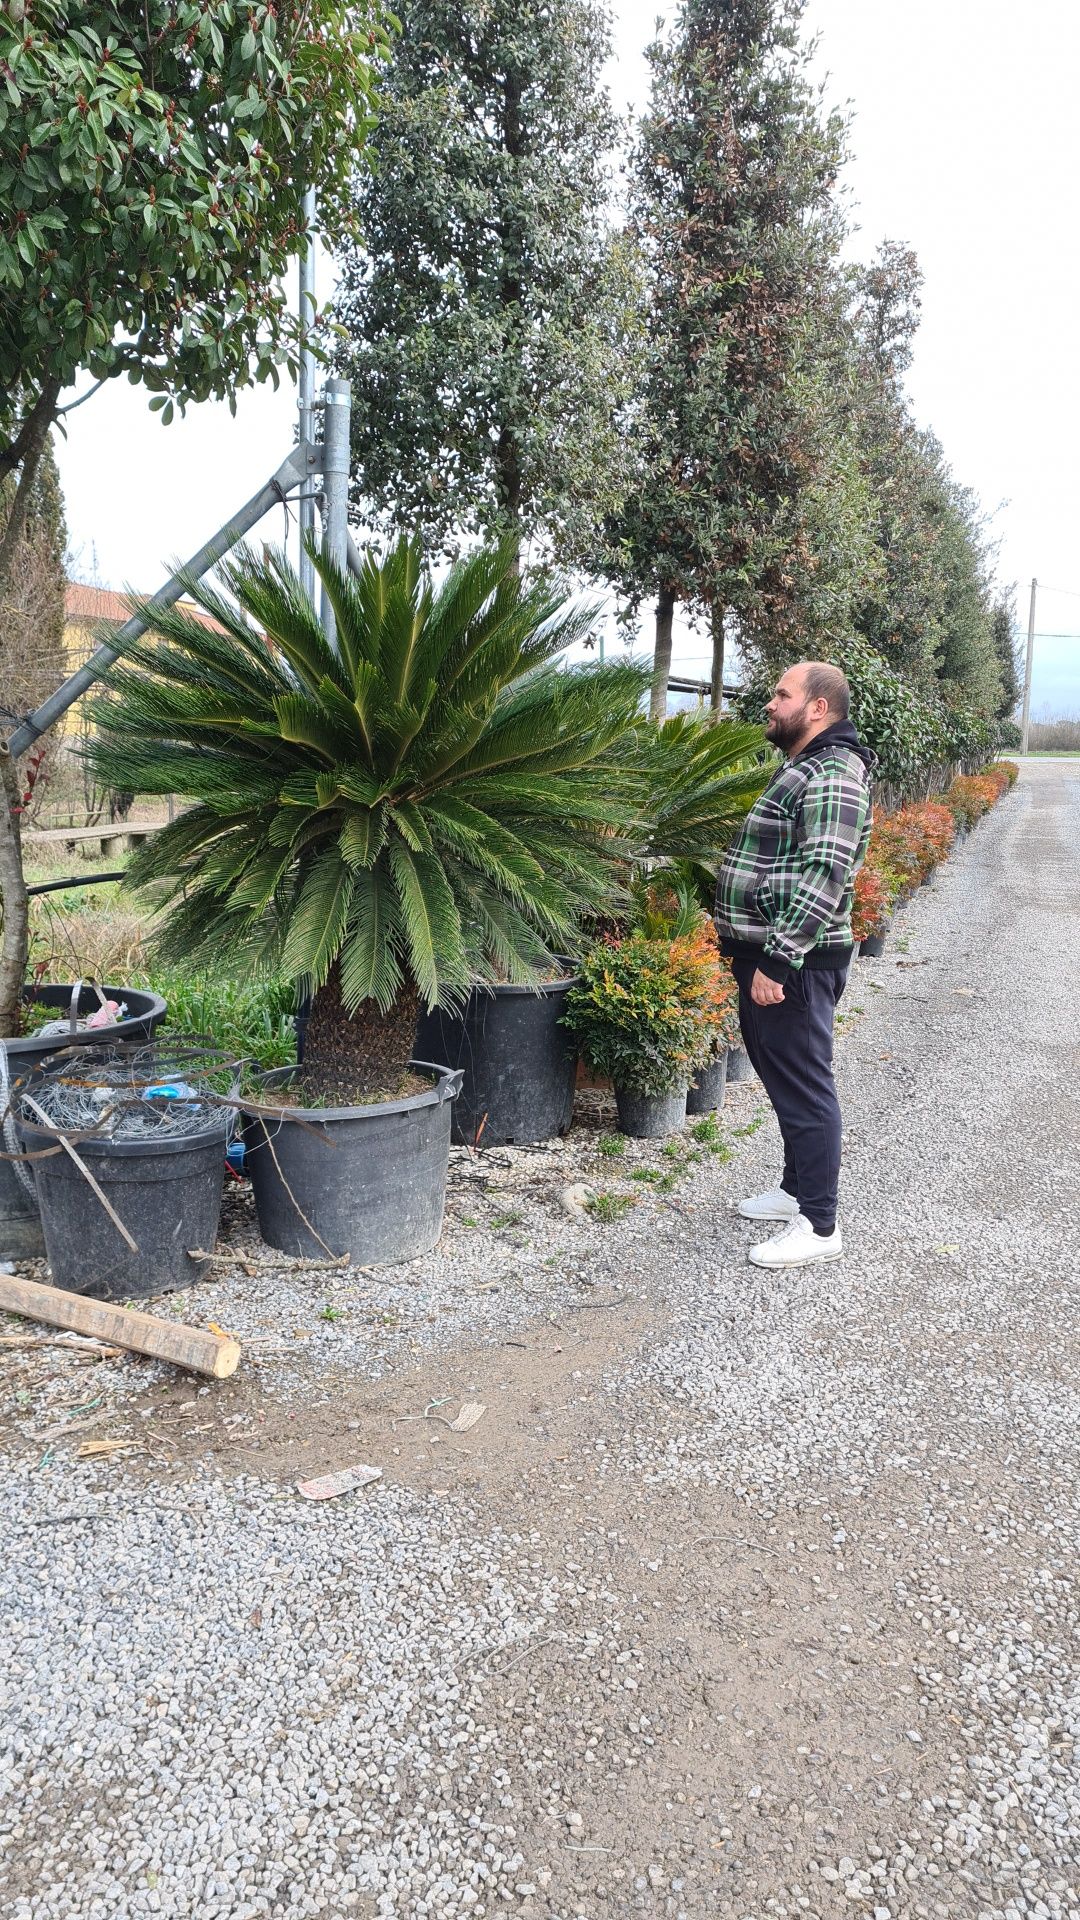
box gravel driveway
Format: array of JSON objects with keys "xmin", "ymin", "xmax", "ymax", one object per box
[{"xmin": 2, "ymin": 759, "xmax": 1078, "ymax": 1920}]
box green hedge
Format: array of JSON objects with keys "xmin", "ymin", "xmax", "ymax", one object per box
[{"xmin": 736, "ymin": 634, "xmax": 1011, "ymax": 799}]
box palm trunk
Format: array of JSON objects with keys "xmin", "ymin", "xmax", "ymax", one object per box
[
  {"xmin": 302, "ymin": 962, "xmax": 421, "ymax": 1105},
  {"xmin": 0, "ymin": 745, "xmax": 28, "ymax": 1039},
  {"xmin": 709, "ymin": 603, "xmax": 726, "ymax": 717},
  {"xmin": 650, "ymin": 586, "xmax": 675, "ymax": 722}
]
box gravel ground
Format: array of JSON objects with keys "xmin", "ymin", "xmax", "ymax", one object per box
[{"xmin": 2, "ymin": 761, "xmax": 1078, "ymax": 1920}]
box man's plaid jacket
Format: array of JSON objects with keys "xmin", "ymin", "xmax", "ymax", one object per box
[{"xmin": 714, "ymin": 720, "xmax": 876, "ymax": 985}]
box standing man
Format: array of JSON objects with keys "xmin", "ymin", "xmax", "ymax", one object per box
[{"xmin": 714, "ymin": 662, "xmax": 874, "ymax": 1269}]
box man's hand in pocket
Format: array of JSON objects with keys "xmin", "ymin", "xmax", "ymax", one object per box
[{"xmin": 751, "ymin": 968, "xmax": 786, "ymax": 1007}]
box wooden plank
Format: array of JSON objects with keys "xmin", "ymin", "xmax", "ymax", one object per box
[
  {"xmin": 0, "ymin": 1273, "xmax": 241, "ymax": 1379},
  {"xmin": 23, "ymin": 823, "xmax": 160, "ymax": 847}
]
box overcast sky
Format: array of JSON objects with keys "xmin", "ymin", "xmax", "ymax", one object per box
[{"xmin": 54, "ymin": 0, "xmax": 1080, "ymax": 715}]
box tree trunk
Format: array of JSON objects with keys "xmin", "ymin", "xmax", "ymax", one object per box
[
  {"xmin": 650, "ymin": 586, "xmax": 676, "ymax": 722},
  {"xmin": 0, "ymin": 745, "xmax": 29, "ymax": 1039},
  {"xmin": 301, "ymin": 962, "xmax": 421, "ymax": 1106},
  {"xmin": 709, "ymin": 602, "xmax": 727, "ymax": 717},
  {"xmin": 495, "ymin": 66, "xmax": 524, "ymax": 561},
  {"xmin": 0, "ymin": 378, "xmax": 61, "ymax": 592}
]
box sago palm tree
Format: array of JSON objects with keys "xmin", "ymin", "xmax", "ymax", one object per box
[
  {"xmin": 86, "ymin": 538, "xmax": 647, "ymax": 1101},
  {"xmin": 638, "ymin": 710, "xmax": 770, "ymax": 870}
]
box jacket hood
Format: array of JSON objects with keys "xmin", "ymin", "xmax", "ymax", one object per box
[{"xmin": 795, "ymin": 718, "xmax": 877, "ymax": 774}]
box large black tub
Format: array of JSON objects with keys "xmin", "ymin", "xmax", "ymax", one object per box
[
  {"xmin": 414, "ymin": 974, "xmax": 581, "ymax": 1147},
  {"xmin": 1, "ymin": 983, "xmax": 167, "ymax": 1262},
  {"xmin": 242, "ymin": 1061, "xmax": 463, "ymax": 1266}
]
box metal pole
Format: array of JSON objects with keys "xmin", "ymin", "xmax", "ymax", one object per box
[
  {"xmin": 318, "ymin": 377, "xmax": 351, "ymax": 645},
  {"xmin": 8, "ymin": 441, "xmax": 322, "ymax": 761},
  {"xmin": 1020, "ymin": 576, "xmax": 1037, "ymax": 755},
  {"xmin": 298, "ymin": 187, "xmax": 317, "ymax": 601}
]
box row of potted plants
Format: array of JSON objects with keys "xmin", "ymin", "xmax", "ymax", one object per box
[
  {"xmin": 852, "ymin": 761, "xmax": 1019, "ymax": 955},
  {"xmin": 2, "ymin": 527, "xmax": 1020, "ymax": 1286}
]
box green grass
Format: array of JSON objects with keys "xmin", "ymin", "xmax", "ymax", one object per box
[
  {"xmin": 587, "ymin": 1191, "xmax": 637, "ymax": 1223},
  {"xmin": 596, "ymin": 1133, "xmax": 626, "ymax": 1158},
  {"xmin": 147, "ymin": 970, "xmax": 297, "ymax": 1069}
]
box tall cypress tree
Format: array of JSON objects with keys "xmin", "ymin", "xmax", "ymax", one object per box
[
  {"xmin": 606, "ymin": 0, "xmax": 854, "ymax": 717},
  {"xmin": 332, "ymin": 0, "xmax": 642, "ymax": 562},
  {"xmin": 991, "ymin": 600, "xmax": 1021, "ymax": 719},
  {"xmin": 849, "ymin": 243, "xmax": 1002, "ymax": 713}
]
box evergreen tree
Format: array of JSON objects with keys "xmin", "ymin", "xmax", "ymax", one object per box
[
  {"xmin": 604, "ymin": 0, "xmax": 859, "ymax": 717},
  {"xmin": 991, "ymin": 599, "xmax": 1021, "ymax": 719},
  {"xmin": 1, "ymin": 434, "xmax": 67, "ymax": 746},
  {"xmin": 331, "ymin": 0, "xmax": 642, "ymax": 562},
  {"xmin": 849, "ymin": 244, "xmax": 1001, "ymax": 712}
]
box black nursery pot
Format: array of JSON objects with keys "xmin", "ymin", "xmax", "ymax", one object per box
[
  {"xmin": 243, "ymin": 1061, "xmax": 463, "ymax": 1266},
  {"xmin": 613, "ymin": 1084, "xmax": 687, "ymax": 1139},
  {"xmin": 859, "ymin": 928, "xmax": 889, "ymax": 958},
  {"xmin": 16, "ymin": 1117, "xmax": 228, "ymax": 1302},
  {"xmin": 725, "ymin": 1044, "xmax": 754, "ymax": 1084},
  {"xmin": 686, "ymin": 1050, "xmax": 729, "ymax": 1116},
  {"xmin": 414, "ymin": 974, "xmax": 580, "ymax": 1147},
  {"xmin": 1, "ymin": 983, "xmax": 168, "ymax": 1263}
]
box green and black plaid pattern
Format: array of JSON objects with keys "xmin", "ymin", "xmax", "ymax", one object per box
[{"xmin": 714, "ymin": 740, "xmax": 873, "ymax": 980}]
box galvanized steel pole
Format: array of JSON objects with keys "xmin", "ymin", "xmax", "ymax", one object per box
[
  {"xmin": 298, "ymin": 187, "xmax": 317, "ymax": 601},
  {"xmin": 318, "ymin": 376, "xmax": 351, "ymax": 646}
]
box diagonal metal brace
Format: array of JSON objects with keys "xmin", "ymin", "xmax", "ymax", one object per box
[{"xmin": 7, "ymin": 441, "xmax": 325, "ymax": 761}]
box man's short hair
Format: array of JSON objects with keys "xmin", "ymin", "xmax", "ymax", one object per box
[{"xmin": 801, "ymin": 662, "xmax": 850, "ymax": 721}]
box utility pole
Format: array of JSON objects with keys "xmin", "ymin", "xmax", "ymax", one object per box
[{"xmin": 1020, "ymin": 576, "xmax": 1037, "ymax": 755}]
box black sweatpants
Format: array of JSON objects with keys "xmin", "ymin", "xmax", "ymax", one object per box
[{"xmin": 731, "ymin": 959, "xmax": 849, "ymax": 1235}]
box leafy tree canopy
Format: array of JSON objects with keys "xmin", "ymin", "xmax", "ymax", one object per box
[
  {"xmin": 606, "ymin": 0, "xmax": 853, "ymax": 625},
  {"xmin": 0, "ymin": 0, "xmax": 388, "ymax": 471},
  {"xmin": 331, "ymin": 0, "xmax": 644, "ymax": 562}
]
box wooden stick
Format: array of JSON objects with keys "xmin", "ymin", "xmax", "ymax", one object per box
[{"xmin": 0, "ymin": 1273, "xmax": 241, "ymax": 1379}]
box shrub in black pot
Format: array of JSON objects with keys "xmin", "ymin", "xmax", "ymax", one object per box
[
  {"xmin": 563, "ymin": 920, "xmax": 722, "ymax": 1141},
  {"xmin": 85, "ymin": 536, "xmax": 646, "ymax": 1264}
]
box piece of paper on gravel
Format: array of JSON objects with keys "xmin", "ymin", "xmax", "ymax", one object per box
[{"xmin": 296, "ymin": 1464, "xmax": 383, "ymax": 1500}]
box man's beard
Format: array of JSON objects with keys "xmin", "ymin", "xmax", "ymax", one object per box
[{"xmin": 765, "ymin": 702, "xmax": 812, "ymax": 753}]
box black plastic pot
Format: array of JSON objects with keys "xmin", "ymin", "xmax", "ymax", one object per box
[
  {"xmin": 614, "ymin": 1084, "xmax": 687, "ymax": 1139},
  {"xmin": 1, "ymin": 982, "xmax": 168, "ymax": 1263},
  {"xmin": 859, "ymin": 928, "xmax": 888, "ymax": 958},
  {"xmin": 414, "ymin": 974, "xmax": 580, "ymax": 1147},
  {"xmin": 242, "ymin": 1060, "xmax": 463, "ymax": 1265},
  {"xmin": 726, "ymin": 1044, "xmax": 754, "ymax": 1084},
  {"xmin": 686, "ymin": 1050, "xmax": 729, "ymax": 1116},
  {"xmin": 16, "ymin": 1117, "xmax": 228, "ymax": 1301}
]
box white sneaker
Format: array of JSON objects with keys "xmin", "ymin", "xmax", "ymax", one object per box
[
  {"xmin": 748, "ymin": 1213, "xmax": 843, "ymax": 1269},
  {"xmin": 738, "ymin": 1187, "xmax": 801, "ymax": 1222}
]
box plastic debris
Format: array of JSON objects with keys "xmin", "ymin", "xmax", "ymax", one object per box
[{"xmin": 296, "ymin": 1464, "xmax": 382, "ymax": 1501}]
